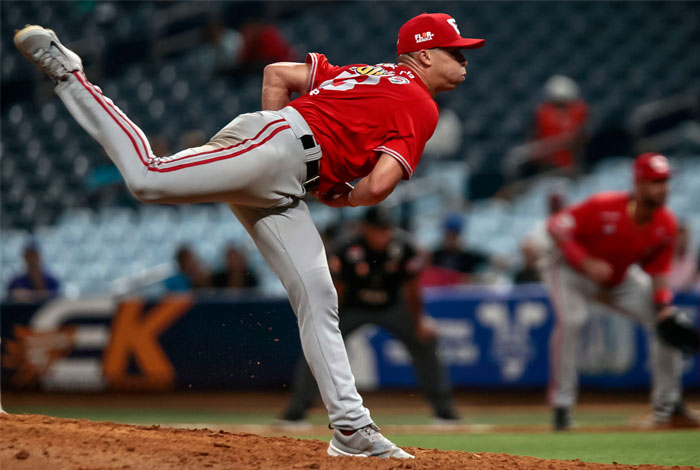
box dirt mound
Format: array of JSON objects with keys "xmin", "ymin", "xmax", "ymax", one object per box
[{"xmin": 0, "ymin": 414, "xmax": 691, "ymax": 470}]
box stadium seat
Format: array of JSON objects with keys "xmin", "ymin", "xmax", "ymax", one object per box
[{"xmin": 2, "ymin": 1, "xmax": 698, "ymax": 296}]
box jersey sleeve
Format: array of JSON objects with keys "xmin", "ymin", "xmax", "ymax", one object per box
[
  {"xmin": 547, "ymin": 197, "xmax": 597, "ymax": 267},
  {"xmin": 641, "ymin": 213, "xmax": 678, "ymax": 276},
  {"xmin": 549, "ymin": 196, "xmax": 598, "ymax": 239},
  {"xmin": 305, "ymin": 53, "xmax": 342, "ymax": 92},
  {"xmin": 374, "ymin": 99, "xmax": 438, "ymax": 179}
]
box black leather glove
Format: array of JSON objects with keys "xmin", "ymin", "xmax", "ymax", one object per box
[{"xmin": 656, "ymin": 307, "xmax": 700, "ymax": 355}]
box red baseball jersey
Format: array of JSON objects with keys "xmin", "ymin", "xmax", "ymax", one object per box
[
  {"xmin": 290, "ymin": 53, "xmax": 439, "ymax": 196},
  {"xmin": 548, "ymin": 191, "xmax": 677, "ymax": 286},
  {"xmin": 535, "ymin": 100, "xmax": 588, "ymax": 168}
]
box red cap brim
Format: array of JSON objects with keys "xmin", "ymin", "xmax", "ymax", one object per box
[{"xmin": 441, "ymin": 37, "xmax": 485, "ymax": 49}]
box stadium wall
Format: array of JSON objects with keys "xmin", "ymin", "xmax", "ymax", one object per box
[{"xmin": 1, "ymin": 287, "xmax": 698, "ymax": 392}]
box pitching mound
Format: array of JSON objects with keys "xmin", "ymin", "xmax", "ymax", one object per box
[{"xmin": 0, "ymin": 414, "xmax": 690, "ymax": 470}]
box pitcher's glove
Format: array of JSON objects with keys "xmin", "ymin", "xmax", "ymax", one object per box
[
  {"xmin": 656, "ymin": 307, "xmax": 700, "ymax": 355},
  {"xmin": 316, "ymin": 182, "xmax": 354, "ymax": 208}
]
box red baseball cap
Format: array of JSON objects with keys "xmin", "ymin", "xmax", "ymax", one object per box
[
  {"xmin": 397, "ymin": 13, "xmax": 485, "ymax": 55},
  {"xmin": 634, "ymin": 152, "xmax": 671, "ymax": 182}
]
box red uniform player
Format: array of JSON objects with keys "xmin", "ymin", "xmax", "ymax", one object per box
[
  {"xmin": 544, "ymin": 153, "xmax": 699, "ymax": 430},
  {"xmin": 15, "ymin": 13, "xmax": 484, "ymax": 458},
  {"xmin": 290, "ymin": 53, "xmax": 439, "ymax": 198}
]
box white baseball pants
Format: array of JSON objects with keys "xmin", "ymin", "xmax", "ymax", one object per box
[
  {"xmin": 543, "ymin": 259, "xmax": 682, "ymax": 417},
  {"xmin": 55, "ymin": 71, "xmax": 372, "ymax": 429}
]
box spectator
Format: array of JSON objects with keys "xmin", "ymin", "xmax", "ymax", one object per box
[
  {"xmin": 164, "ymin": 245, "xmax": 212, "ymax": 291},
  {"xmin": 202, "ymin": 18, "xmax": 296, "ymax": 76},
  {"xmin": 531, "ymin": 75, "xmax": 589, "ymax": 175},
  {"xmin": 212, "ymin": 245, "xmax": 259, "ymax": 289},
  {"xmin": 202, "ymin": 18, "xmax": 244, "ymax": 75},
  {"xmin": 513, "ymin": 237, "xmax": 542, "ymax": 284},
  {"xmin": 504, "ymin": 76, "xmax": 589, "ymax": 190},
  {"xmin": 237, "ymin": 19, "xmax": 297, "ymax": 72},
  {"xmin": 426, "ymin": 214, "xmax": 489, "ymax": 285},
  {"xmin": 6, "ymin": 241, "xmax": 60, "ymax": 302},
  {"xmin": 669, "ymin": 223, "xmax": 698, "ymax": 291}
]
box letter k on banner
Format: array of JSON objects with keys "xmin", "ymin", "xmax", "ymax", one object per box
[{"xmin": 103, "ymin": 295, "xmax": 193, "ymax": 389}]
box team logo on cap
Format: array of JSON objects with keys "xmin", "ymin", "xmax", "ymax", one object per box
[
  {"xmin": 447, "ymin": 18, "xmax": 461, "ymax": 34},
  {"xmin": 414, "ymin": 31, "xmax": 434, "ymax": 43},
  {"xmin": 649, "ymin": 155, "xmax": 669, "ymax": 172}
]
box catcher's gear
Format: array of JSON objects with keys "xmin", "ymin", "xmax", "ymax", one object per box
[{"xmin": 656, "ymin": 308, "xmax": 700, "ymax": 355}]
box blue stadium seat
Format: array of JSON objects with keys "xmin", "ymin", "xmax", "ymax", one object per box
[{"xmin": 2, "ymin": 1, "xmax": 699, "ymax": 295}]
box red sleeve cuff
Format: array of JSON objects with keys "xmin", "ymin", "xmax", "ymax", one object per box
[
  {"xmin": 653, "ymin": 288, "xmax": 673, "ymax": 307},
  {"xmin": 374, "ymin": 146, "xmax": 414, "ymax": 179},
  {"xmin": 305, "ymin": 53, "xmax": 319, "ymax": 92}
]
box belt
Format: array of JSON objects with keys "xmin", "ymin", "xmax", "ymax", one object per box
[
  {"xmin": 278, "ymin": 107, "xmax": 322, "ymax": 193},
  {"xmin": 301, "ymin": 134, "xmax": 320, "ymax": 192}
]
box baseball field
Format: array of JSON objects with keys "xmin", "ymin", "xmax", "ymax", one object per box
[{"xmin": 2, "ymin": 390, "xmax": 698, "ymax": 469}]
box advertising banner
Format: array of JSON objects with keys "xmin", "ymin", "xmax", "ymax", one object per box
[
  {"xmin": 2, "ymin": 287, "xmax": 698, "ymax": 391},
  {"xmin": 366, "ymin": 286, "xmax": 699, "ymax": 389},
  {"xmin": 1, "ymin": 295, "xmax": 301, "ymax": 391}
]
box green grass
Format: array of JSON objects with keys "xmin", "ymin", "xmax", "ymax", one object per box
[
  {"xmin": 388, "ymin": 432, "xmax": 700, "ymax": 467},
  {"xmin": 0, "ymin": 406, "xmax": 645, "ymax": 430},
  {"xmin": 6, "ymin": 405, "xmax": 700, "ymax": 467},
  {"xmin": 227, "ymin": 431, "xmax": 700, "ymax": 467}
]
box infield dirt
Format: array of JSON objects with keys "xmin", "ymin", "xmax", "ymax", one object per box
[{"xmin": 1, "ymin": 413, "xmax": 697, "ymax": 470}]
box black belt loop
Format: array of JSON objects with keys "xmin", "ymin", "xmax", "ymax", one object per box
[
  {"xmin": 300, "ymin": 134, "xmax": 316, "ymax": 150},
  {"xmin": 303, "ymin": 159, "xmax": 320, "ymax": 192},
  {"xmin": 300, "ymin": 133, "xmax": 320, "ymax": 192}
]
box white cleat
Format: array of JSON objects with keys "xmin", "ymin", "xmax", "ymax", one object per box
[
  {"xmin": 327, "ymin": 423, "xmax": 414, "ymax": 459},
  {"xmin": 14, "ymin": 25, "xmax": 83, "ymax": 83}
]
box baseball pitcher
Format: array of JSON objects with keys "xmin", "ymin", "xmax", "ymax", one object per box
[{"xmin": 14, "ymin": 12, "xmax": 484, "ymax": 458}]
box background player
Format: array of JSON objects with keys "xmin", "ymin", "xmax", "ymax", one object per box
[
  {"xmin": 14, "ymin": 12, "xmax": 484, "ymax": 458},
  {"xmin": 278, "ymin": 207, "xmax": 459, "ymax": 426},
  {"xmin": 544, "ymin": 153, "xmax": 699, "ymax": 430}
]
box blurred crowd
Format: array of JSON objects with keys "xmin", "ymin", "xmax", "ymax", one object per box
[
  {"xmin": 3, "ymin": 2, "xmax": 698, "ymax": 300},
  {"xmin": 4, "ymin": 240, "xmax": 260, "ymax": 302},
  {"xmin": 201, "ymin": 17, "xmax": 297, "ymax": 76},
  {"xmin": 8, "ymin": 205, "xmax": 698, "ymax": 303},
  {"xmin": 163, "ymin": 243, "xmax": 259, "ymax": 293}
]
